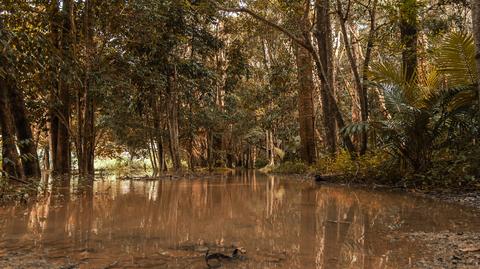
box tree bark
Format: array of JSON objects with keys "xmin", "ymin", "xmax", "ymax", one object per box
[
  {"xmin": 335, "ymin": 0, "xmax": 377, "ymax": 155},
  {"xmin": 0, "ymin": 18, "xmax": 40, "ymax": 179},
  {"xmin": 315, "ymin": 0, "xmax": 337, "ymax": 155},
  {"xmin": 400, "ymin": 0, "xmax": 418, "ymax": 81},
  {"xmin": 80, "ymin": 0, "xmax": 95, "ymax": 176},
  {"xmin": 52, "ymin": 0, "xmax": 74, "ymax": 175},
  {"xmin": 294, "ymin": 44, "xmax": 317, "ymax": 164},
  {"xmin": 167, "ymin": 65, "xmax": 181, "ymax": 171},
  {"xmin": 153, "ymin": 99, "xmax": 167, "ymax": 173},
  {"xmin": 0, "ymin": 85, "xmax": 23, "ymax": 180},
  {"xmin": 472, "ymin": 0, "xmax": 480, "ymax": 108},
  {"xmin": 359, "ymin": 0, "xmax": 379, "ymax": 152},
  {"xmin": 7, "ymin": 84, "xmax": 41, "ymax": 178},
  {"xmin": 48, "ymin": 0, "xmax": 60, "ymax": 174}
]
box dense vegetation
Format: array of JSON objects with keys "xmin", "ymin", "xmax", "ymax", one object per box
[{"xmin": 1, "ymin": 0, "xmax": 479, "ymax": 188}]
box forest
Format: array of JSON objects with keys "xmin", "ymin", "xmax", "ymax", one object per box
[
  {"xmin": 0, "ymin": 0, "xmax": 479, "ymax": 186},
  {"xmin": 2, "ymin": 0, "xmax": 480, "ymax": 269}
]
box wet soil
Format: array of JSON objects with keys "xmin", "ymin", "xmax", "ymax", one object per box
[{"xmin": 422, "ymin": 190, "xmax": 480, "ymax": 211}]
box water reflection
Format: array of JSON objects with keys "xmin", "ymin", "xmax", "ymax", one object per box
[{"xmin": 0, "ymin": 172, "xmax": 479, "ymax": 268}]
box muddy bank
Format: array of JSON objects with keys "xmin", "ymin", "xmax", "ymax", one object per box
[
  {"xmin": 391, "ymin": 232, "xmax": 480, "ymax": 269},
  {"xmin": 291, "ymin": 173, "xmax": 480, "ymax": 211},
  {"xmin": 419, "ymin": 190, "xmax": 480, "ymax": 211}
]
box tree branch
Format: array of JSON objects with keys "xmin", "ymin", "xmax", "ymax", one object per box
[{"xmin": 209, "ymin": 1, "xmax": 310, "ymax": 51}]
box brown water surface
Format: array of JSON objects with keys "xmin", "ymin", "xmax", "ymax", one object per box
[{"xmin": 0, "ymin": 172, "xmax": 479, "ymax": 268}]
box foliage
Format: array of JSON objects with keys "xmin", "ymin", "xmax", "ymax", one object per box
[
  {"xmin": 313, "ymin": 150, "xmax": 391, "ymax": 181},
  {"xmin": 0, "ymin": 0, "xmax": 479, "ymax": 190},
  {"xmin": 272, "ymin": 161, "xmax": 309, "ymax": 174},
  {"xmin": 342, "ymin": 32, "xmax": 479, "ymax": 186},
  {"xmin": 406, "ymin": 147, "xmax": 480, "ymax": 188},
  {"xmin": 95, "ymin": 158, "xmax": 150, "ymax": 176}
]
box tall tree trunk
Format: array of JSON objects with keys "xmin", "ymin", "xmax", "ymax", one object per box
[
  {"xmin": 360, "ymin": 0, "xmax": 379, "ymax": 151},
  {"xmin": 294, "ymin": 45, "xmax": 317, "ymax": 164},
  {"xmin": 167, "ymin": 65, "xmax": 181, "ymax": 171},
  {"xmin": 315, "ymin": 0, "xmax": 337, "ymax": 155},
  {"xmin": 52, "ymin": 0, "xmax": 74, "ymax": 175},
  {"xmin": 0, "ymin": 86, "xmax": 23, "ymax": 180},
  {"xmin": 7, "ymin": 84, "xmax": 41, "ymax": 178},
  {"xmin": 148, "ymin": 136, "xmax": 158, "ymax": 176},
  {"xmin": 261, "ymin": 40, "xmax": 276, "ymax": 166},
  {"xmin": 290, "ymin": 1, "xmax": 317, "ymax": 164},
  {"xmin": 472, "ymin": 0, "xmax": 480, "ymax": 108},
  {"xmin": 47, "ymin": 0, "xmax": 59, "ymax": 175},
  {"xmin": 153, "ymin": 99, "xmax": 167, "ymax": 173},
  {"xmin": 335, "ymin": 0, "xmax": 375, "ymax": 155},
  {"xmin": 266, "ymin": 130, "xmax": 275, "ymax": 166},
  {"xmin": 0, "ymin": 18, "xmax": 40, "ymax": 179},
  {"xmin": 314, "ymin": 0, "xmax": 356, "ymax": 155},
  {"xmin": 80, "ymin": 0, "xmax": 95, "ymax": 176},
  {"xmin": 399, "ymin": 0, "xmax": 418, "ymax": 81}
]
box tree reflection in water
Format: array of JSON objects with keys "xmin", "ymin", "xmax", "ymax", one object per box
[{"xmin": 0, "ymin": 172, "xmax": 478, "ymax": 268}]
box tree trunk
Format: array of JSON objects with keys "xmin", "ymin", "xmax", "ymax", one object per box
[
  {"xmin": 0, "ymin": 86, "xmax": 23, "ymax": 180},
  {"xmin": 314, "ymin": 0, "xmax": 337, "ymax": 155},
  {"xmin": 312, "ymin": 0, "xmax": 357, "ymax": 156},
  {"xmin": 153, "ymin": 101, "xmax": 167, "ymax": 173},
  {"xmin": 335, "ymin": 0, "xmax": 374, "ymax": 155},
  {"xmin": 472, "ymin": 0, "xmax": 480, "ymax": 108},
  {"xmin": 47, "ymin": 0, "xmax": 59, "ymax": 174},
  {"xmin": 167, "ymin": 65, "xmax": 181, "ymax": 171},
  {"xmin": 294, "ymin": 45, "xmax": 317, "ymax": 164},
  {"xmin": 216, "ymin": 1, "xmax": 356, "ymax": 155},
  {"xmin": 359, "ymin": 0, "xmax": 379, "ymax": 153},
  {"xmin": 266, "ymin": 130, "xmax": 275, "ymax": 166},
  {"xmin": 80, "ymin": 0, "xmax": 96, "ymax": 176},
  {"xmin": 43, "ymin": 146, "xmax": 50, "ymax": 171},
  {"xmin": 400, "ymin": 0, "xmax": 418, "ymax": 81},
  {"xmin": 261, "ymin": 40, "xmax": 276, "ymax": 166},
  {"xmin": 7, "ymin": 84, "xmax": 41, "ymax": 178},
  {"xmin": 52, "ymin": 0, "xmax": 74, "ymax": 175},
  {"xmin": 207, "ymin": 130, "xmax": 213, "ymax": 171},
  {"xmin": 0, "ymin": 18, "xmax": 40, "ymax": 179}
]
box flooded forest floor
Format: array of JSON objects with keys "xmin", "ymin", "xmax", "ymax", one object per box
[{"xmin": 0, "ymin": 172, "xmax": 479, "ymax": 268}]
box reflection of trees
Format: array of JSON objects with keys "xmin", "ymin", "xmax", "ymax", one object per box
[
  {"xmin": 300, "ymin": 188, "xmax": 317, "ymax": 268},
  {"xmin": 0, "ymin": 174, "xmax": 477, "ymax": 268}
]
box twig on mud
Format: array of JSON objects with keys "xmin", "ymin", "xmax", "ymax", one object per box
[
  {"xmin": 7, "ymin": 175, "xmax": 30, "ymax": 185},
  {"xmin": 104, "ymin": 261, "xmax": 119, "ymax": 269}
]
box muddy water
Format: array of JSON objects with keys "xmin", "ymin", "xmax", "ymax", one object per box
[{"xmin": 0, "ymin": 172, "xmax": 479, "ymax": 269}]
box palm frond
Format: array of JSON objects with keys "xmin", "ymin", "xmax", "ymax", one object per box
[
  {"xmin": 369, "ymin": 62, "xmax": 407, "ymax": 89},
  {"xmin": 436, "ymin": 32, "xmax": 477, "ymax": 87},
  {"xmin": 370, "ymin": 62, "xmax": 419, "ymax": 106},
  {"xmin": 448, "ymin": 88, "xmax": 478, "ymax": 112},
  {"xmin": 383, "ymin": 85, "xmax": 421, "ymax": 115},
  {"xmin": 417, "ymin": 67, "xmax": 442, "ymax": 108}
]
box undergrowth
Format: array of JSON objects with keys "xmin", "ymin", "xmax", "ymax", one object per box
[
  {"xmin": 0, "ymin": 178, "xmax": 39, "ymax": 205},
  {"xmin": 271, "ymin": 148, "xmax": 480, "ymax": 189}
]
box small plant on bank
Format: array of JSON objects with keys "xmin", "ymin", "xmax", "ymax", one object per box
[{"xmin": 272, "ymin": 161, "xmax": 310, "ymax": 174}]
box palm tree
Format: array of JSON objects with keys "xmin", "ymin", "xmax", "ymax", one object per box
[{"xmin": 342, "ymin": 32, "xmax": 478, "ymax": 172}]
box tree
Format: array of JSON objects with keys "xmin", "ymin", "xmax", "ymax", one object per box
[
  {"xmin": 315, "ymin": 0, "xmax": 337, "ymax": 155},
  {"xmin": 0, "ymin": 15, "xmax": 40, "ymax": 180},
  {"xmin": 472, "ymin": 0, "xmax": 480, "ymax": 107},
  {"xmin": 399, "ymin": 0, "xmax": 418, "ymax": 81}
]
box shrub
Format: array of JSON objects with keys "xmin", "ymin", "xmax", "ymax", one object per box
[
  {"xmin": 313, "ymin": 150, "xmax": 396, "ymax": 183},
  {"xmin": 272, "ymin": 161, "xmax": 309, "ymax": 174}
]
